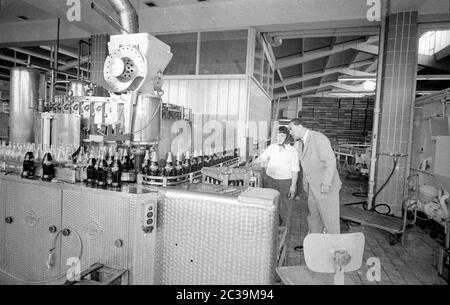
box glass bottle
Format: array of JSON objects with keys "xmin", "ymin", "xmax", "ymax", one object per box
[
  {"xmin": 111, "ymin": 152, "xmax": 122, "ymax": 189},
  {"xmin": 191, "ymin": 150, "xmax": 198, "ymax": 172},
  {"xmin": 41, "ymin": 152, "xmax": 54, "ymax": 181},
  {"xmin": 96, "ymin": 150, "xmax": 108, "ymax": 188},
  {"xmin": 223, "ymin": 146, "xmax": 227, "ymax": 162},
  {"xmin": 142, "ymin": 150, "xmax": 151, "ymax": 175},
  {"xmin": 212, "ymin": 148, "xmax": 219, "ymax": 166},
  {"xmin": 183, "ymin": 150, "xmax": 191, "ymax": 174},
  {"xmin": 21, "ymin": 151, "xmax": 35, "ymax": 179},
  {"xmin": 149, "ymin": 151, "xmax": 161, "ymax": 182},
  {"xmin": 163, "ymin": 152, "xmax": 176, "ymax": 177},
  {"xmin": 203, "ymin": 149, "xmax": 210, "ymax": 168},
  {"xmin": 197, "ymin": 149, "xmax": 203, "ymax": 171},
  {"xmin": 86, "ymin": 150, "xmax": 96, "ymax": 185},
  {"xmin": 175, "ymin": 151, "xmax": 185, "ymax": 178}
]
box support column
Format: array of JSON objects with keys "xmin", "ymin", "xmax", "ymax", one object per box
[{"xmin": 375, "ymin": 11, "xmax": 418, "ymax": 216}]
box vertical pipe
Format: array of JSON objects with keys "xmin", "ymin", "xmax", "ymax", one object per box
[
  {"xmin": 367, "ymin": 0, "xmax": 389, "ymax": 210},
  {"xmin": 51, "ymin": 18, "xmax": 61, "ymax": 105},
  {"xmin": 78, "ymin": 41, "xmax": 82, "ymax": 79},
  {"xmin": 50, "ymin": 45, "xmax": 55, "ymax": 107},
  {"xmin": 88, "ymin": 38, "xmax": 92, "ymax": 80}
]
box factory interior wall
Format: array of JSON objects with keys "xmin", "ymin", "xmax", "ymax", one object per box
[
  {"xmin": 247, "ymin": 78, "xmax": 272, "ymax": 157},
  {"xmin": 161, "ymin": 76, "xmax": 248, "ymax": 155}
]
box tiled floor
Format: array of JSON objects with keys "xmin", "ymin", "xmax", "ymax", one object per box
[{"xmin": 284, "ymin": 176, "xmax": 448, "ymax": 285}]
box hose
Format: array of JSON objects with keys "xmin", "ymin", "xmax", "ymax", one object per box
[
  {"xmin": 345, "ymin": 154, "xmax": 401, "ymax": 215},
  {"xmin": 0, "ymin": 226, "xmax": 83, "ymax": 285}
]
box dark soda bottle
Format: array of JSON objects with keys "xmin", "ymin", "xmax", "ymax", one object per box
[
  {"xmin": 96, "ymin": 151, "xmax": 108, "ymax": 188},
  {"xmin": 86, "ymin": 150, "xmax": 96, "ymax": 185},
  {"xmin": 212, "ymin": 148, "xmax": 219, "ymax": 166},
  {"xmin": 175, "ymin": 151, "xmax": 185, "ymax": 177},
  {"xmin": 197, "ymin": 149, "xmax": 203, "ymax": 170},
  {"xmin": 142, "ymin": 150, "xmax": 151, "ymax": 175},
  {"xmin": 191, "ymin": 150, "xmax": 198, "ymax": 172},
  {"xmin": 41, "ymin": 152, "xmax": 54, "ymax": 181},
  {"xmin": 111, "ymin": 152, "xmax": 122, "ymax": 189},
  {"xmin": 203, "ymin": 149, "xmax": 210, "ymax": 168}
]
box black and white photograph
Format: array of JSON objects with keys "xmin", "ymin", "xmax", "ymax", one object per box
[{"xmin": 0, "ymin": 0, "xmax": 449, "ymax": 292}]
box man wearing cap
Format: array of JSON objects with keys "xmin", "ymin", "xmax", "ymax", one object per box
[{"xmin": 288, "ymin": 118, "xmax": 341, "ymax": 234}]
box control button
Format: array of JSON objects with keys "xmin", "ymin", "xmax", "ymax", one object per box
[
  {"xmin": 114, "ymin": 239, "xmax": 124, "ymax": 248},
  {"xmin": 142, "ymin": 226, "xmax": 154, "ymax": 233},
  {"xmin": 146, "ymin": 219, "xmax": 153, "ymax": 225},
  {"xmin": 147, "ymin": 212, "xmax": 153, "ymax": 218},
  {"xmin": 148, "ymin": 206, "xmax": 153, "ymax": 211}
]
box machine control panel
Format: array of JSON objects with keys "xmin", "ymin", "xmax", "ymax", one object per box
[{"xmin": 142, "ymin": 201, "xmax": 157, "ymax": 234}]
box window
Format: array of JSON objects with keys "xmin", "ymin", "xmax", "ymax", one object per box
[
  {"xmin": 156, "ymin": 33, "xmax": 197, "ymax": 75},
  {"xmin": 254, "ymin": 37, "xmax": 264, "ymax": 82},
  {"xmin": 418, "ymin": 30, "xmax": 450, "ymax": 56},
  {"xmin": 199, "ymin": 30, "xmax": 248, "ymax": 75}
]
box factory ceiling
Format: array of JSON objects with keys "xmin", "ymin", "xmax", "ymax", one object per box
[{"xmin": 0, "ymin": 0, "xmax": 449, "ymax": 97}]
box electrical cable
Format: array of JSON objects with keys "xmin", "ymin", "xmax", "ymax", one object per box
[{"xmin": 0, "ymin": 226, "xmax": 83, "ymax": 285}]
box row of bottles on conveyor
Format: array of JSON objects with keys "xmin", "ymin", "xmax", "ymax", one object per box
[
  {"xmin": 141, "ymin": 146, "xmax": 239, "ymax": 178},
  {"xmin": 83, "ymin": 146, "xmax": 135, "ymax": 189}
]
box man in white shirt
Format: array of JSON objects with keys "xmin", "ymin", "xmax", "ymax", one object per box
[
  {"xmin": 288, "ymin": 118, "xmax": 342, "ymax": 234},
  {"xmin": 254, "ymin": 126, "xmax": 299, "ymax": 226}
]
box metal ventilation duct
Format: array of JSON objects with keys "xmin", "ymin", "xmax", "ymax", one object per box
[{"xmin": 108, "ymin": 0, "xmax": 139, "ymax": 34}]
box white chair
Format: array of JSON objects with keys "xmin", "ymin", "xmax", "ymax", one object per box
[{"xmin": 276, "ymin": 233, "xmax": 365, "ymax": 285}]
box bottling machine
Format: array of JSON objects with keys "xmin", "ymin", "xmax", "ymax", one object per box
[{"xmin": 0, "ymin": 28, "xmax": 280, "ymax": 285}]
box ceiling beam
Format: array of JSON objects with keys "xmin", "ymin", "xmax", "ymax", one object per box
[
  {"xmin": 418, "ymin": 54, "xmax": 450, "ymax": 72},
  {"xmin": 267, "ymin": 26, "xmax": 380, "ymax": 40},
  {"xmin": 319, "ymin": 37, "xmax": 337, "ymax": 85},
  {"xmin": 276, "ymin": 37, "xmax": 369, "ymax": 70},
  {"xmin": 274, "ymin": 81, "xmax": 340, "ymax": 99},
  {"xmin": 20, "ymin": 0, "xmax": 116, "ymax": 35},
  {"xmin": 0, "ymin": 19, "xmax": 90, "ymax": 48},
  {"xmin": 332, "ymin": 82, "xmax": 374, "ymax": 92},
  {"xmin": 140, "ymin": 0, "xmax": 379, "ymax": 34},
  {"xmin": 353, "ymin": 43, "xmax": 379, "ymax": 55},
  {"xmin": 40, "ymin": 46, "xmax": 79, "ymax": 59},
  {"xmin": 9, "ymin": 47, "xmax": 70, "ymax": 65},
  {"xmin": 0, "ymin": 54, "xmax": 78, "ymax": 78},
  {"xmin": 59, "ymin": 56, "xmax": 90, "ymax": 71},
  {"xmin": 303, "ymin": 92, "xmax": 375, "ymax": 98},
  {"xmin": 274, "ymin": 59, "xmax": 375, "ymax": 89},
  {"xmin": 434, "ymin": 45, "xmax": 450, "ymax": 62},
  {"xmin": 10, "ymin": 47, "xmax": 89, "ymax": 73}
]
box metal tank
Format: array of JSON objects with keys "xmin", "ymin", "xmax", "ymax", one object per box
[
  {"xmin": 131, "ymin": 94, "xmax": 161, "ymax": 144},
  {"xmin": 9, "ymin": 67, "xmax": 46, "ymax": 143},
  {"xmin": 68, "ymin": 80, "xmax": 91, "ymax": 97}
]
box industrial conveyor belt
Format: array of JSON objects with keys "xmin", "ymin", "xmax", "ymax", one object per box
[{"xmin": 340, "ymin": 205, "xmax": 405, "ymax": 245}]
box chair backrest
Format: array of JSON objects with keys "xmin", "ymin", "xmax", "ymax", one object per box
[{"xmin": 303, "ymin": 233, "xmax": 365, "ymax": 274}]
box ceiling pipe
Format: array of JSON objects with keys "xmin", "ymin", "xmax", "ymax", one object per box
[{"xmin": 107, "ymin": 0, "xmax": 139, "ymax": 34}]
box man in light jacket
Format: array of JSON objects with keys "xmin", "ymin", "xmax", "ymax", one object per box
[{"xmin": 288, "ymin": 118, "xmax": 342, "ymax": 234}]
